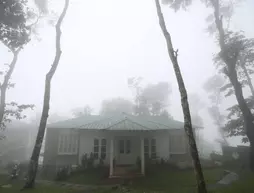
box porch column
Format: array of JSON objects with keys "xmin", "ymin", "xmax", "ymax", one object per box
[
  {"xmin": 109, "ymin": 138, "xmax": 114, "ymax": 177},
  {"xmin": 140, "ymin": 137, "xmax": 145, "ymax": 175}
]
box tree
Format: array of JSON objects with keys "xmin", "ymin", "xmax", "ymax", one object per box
[
  {"xmin": 23, "ymin": 0, "xmax": 70, "ymax": 189},
  {"xmin": 223, "ymin": 96, "xmax": 254, "ymax": 144},
  {"xmin": 128, "ymin": 77, "xmax": 149, "ymax": 115},
  {"xmin": 214, "ymin": 32, "xmax": 254, "ymax": 98},
  {"xmin": 203, "ymin": 74, "xmax": 228, "ymax": 145},
  {"xmin": 206, "ymin": 0, "xmax": 254, "ymax": 171},
  {"xmin": 128, "ymin": 77, "xmax": 172, "ymax": 116},
  {"xmin": 154, "ymin": 1, "xmax": 207, "ymax": 192},
  {"xmin": 72, "ymin": 105, "xmax": 93, "ymax": 117},
  {"xmin": 0, "ymin": 0, "xmax": 35, "ymax": 130},
  {"xmin": 100, "ymin": 98, "xmax": 134, "ymax": 115},
  {"xmin": 142, "ymin": 82, "xmax": 171, "ymax": 115}
]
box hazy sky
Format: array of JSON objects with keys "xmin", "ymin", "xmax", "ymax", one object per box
[{"xmin": 1, "ymin": 0, "xmax": 254, "ymax": 143}]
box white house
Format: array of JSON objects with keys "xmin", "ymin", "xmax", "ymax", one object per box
[{"xmin": 43, "ymin": 113, "xmax": 202, "ymax": 177}]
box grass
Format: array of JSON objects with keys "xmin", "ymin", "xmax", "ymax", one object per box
[
  {"xmin": 0, "ymin": 167, "xmax": 254, "ymax": 193},
  {"xmin": 130, "ymin": 166, "xmax": 224, "ymax": 192}
]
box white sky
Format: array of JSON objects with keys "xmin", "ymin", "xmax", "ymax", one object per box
[{"xmin": 1, "ymin": 0, "xmax": 254, "ymax": 144}]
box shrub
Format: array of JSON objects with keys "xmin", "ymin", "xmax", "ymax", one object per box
[
  {"xmin": 136, "ymin": 156, "xmax": 141, "ymax": 170},
  {"xmin": 81, "ymin": 153, "xmax": 88, "ymax": 169},
  {"xmin": 55, "ymin": 166, "xmax": 69, "ymax": 181},
  {"xmin": 87, "ymin": 152, "xmax": 95, "ymax": 169},
  {"xmin": 98, "ymin": 157, "xmax": 104, "ymax": 168}
]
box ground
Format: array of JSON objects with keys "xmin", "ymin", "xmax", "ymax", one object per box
[{"xmin": 0, "ymin": 167, "xmax": 253, "ymax": 193}]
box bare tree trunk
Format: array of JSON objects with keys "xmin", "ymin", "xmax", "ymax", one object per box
[
  {"xmin": 240, "ymin": 61, "xmax": 254, "ymax": 97},
  {"xmin": 22, "ymin": 0, "xmax": 69, "ymax": 189},
  {"xmin": 0, "ymin": 49, "xmax": 21, "ymax": 129},
  {"xmin": 211, "ymin": 0, "xmax": 254, "ymax": 171},
  {"xmin": 154, "ymin": 1, "xmax": 207, "ymax": 192}
]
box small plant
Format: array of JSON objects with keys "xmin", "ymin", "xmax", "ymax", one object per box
[
  {"xmin": 160, "ymin": 158, "xmax": 165, "ymax": 165},
  {"xmin": 87, "ymin": 152, "xmax": 95, "ymax": 169},
  {"xmin": 98, "ymin": 157, "xmax": 104, "ymax": 167},
  {"xmin": 55, "ymin": 166, "xmax": 69, "ymax": 181},
  {"xmin": 81, "ymin": 153, "xmax": 88, "ymax": 169},
  {"xmin": 136, "ymin": 156, "xmax": 141, "ymax": 169}
]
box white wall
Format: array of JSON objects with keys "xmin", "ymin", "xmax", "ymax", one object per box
[{"xmin": 77, "ymin": 129, "xmax": 188, "ymax": 165}]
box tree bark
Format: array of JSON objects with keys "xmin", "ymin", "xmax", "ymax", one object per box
[
  {"xmin": 0, "ymin": 49, "xmax": 21, "ymax": 129},
  {"xmin": 211, "ymin": 0, "xmax": 254, "ymax": 171},
  {"xmin": 240, "ymin": 60, "xmax": 254, "ymax": 97},
  {"xmin": 22, "ymin": 0, "xmax": 69, "ymax": 189},
  {"xmin": 154, "ymin": 1, "xmax": 207, "ymax": 192}
]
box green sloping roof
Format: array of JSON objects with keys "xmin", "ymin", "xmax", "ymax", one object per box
[{"xmin": 47, "ymin": 113, "xmax": 202, "ymax": 130}]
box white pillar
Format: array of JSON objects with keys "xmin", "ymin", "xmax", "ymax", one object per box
[
  {"xmin": 140, "ymin": 137, "xmax": 145, "ymax": 175},
  {"xmin": 110, "ymin": 138, "xmax": 114, "ymax": 177}
]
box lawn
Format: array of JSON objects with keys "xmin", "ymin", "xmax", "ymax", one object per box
[{"xmin": 0, "ymin": 167, "xmax": 254, "ymax": 193}]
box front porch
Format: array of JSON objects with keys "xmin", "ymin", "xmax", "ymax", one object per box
[{"xmin": 109, "ymin": 136, "xmax": 145, "ymax": 178}]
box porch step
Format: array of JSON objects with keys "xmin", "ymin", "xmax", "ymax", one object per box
[
  {"xmin": 110, "ymin": 173, "xmax": 144, "ymax": 179},
  {"xmin": 111, "ymin": 165, "xmax": 142, "ymax": 178}
]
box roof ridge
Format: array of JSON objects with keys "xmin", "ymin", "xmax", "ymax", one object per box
[
  {"xmin": 123, "ymin": 113, "xmax": 172, "ymax": 129},
  {"xmin": 146, "ymin": 120, "xmax": 171, "ymax": 129},
  {"xmin": 103, "ymin": 117, "xmax": 127, "ymax": 130},
  {"xmin": 124, "ymin": 117, "xmax": 152, "ymax": 130},
  {"xmin": 77, "ymin": 116, "xmax": 119, "ymax": 129}
]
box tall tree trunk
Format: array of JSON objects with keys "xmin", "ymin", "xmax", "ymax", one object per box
[
  {"xmin": 154, "ymin": 1, "xmax": 207, "ymax": 192},
  {"xmin": 22, "ymin": 0, "xmax": 69, "ymax": 189},
  {"xmin": 240, "ymin": 60, "xmax": 254, "ymax": 97},
  {"xmin": 211, "ymin": 0, "xmax": 254, "ymax": 171},
  {"xmin": 0, "ymin": 49, "xmax": 21, "ymax": 129}
]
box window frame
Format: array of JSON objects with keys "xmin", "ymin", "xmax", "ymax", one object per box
[
  {"xmin": 144, "ymin": 138, "xmax": 150, "ymax": 159},
  {"xmin": 126, "ymin": 139, "xmax": 131, "ymax": 154},
  {"xmin": 93, "ymin": 138, "xmax": 99, "ymax": 159},
  {"xmin": 100, "ymin": 138, "xmax": 107, "ymax": 160},
  {"xmin": 151, "ymin": 138, "xmax": 157, "ymax": 159},
  {"xmin": 58, "ymin": 133, "xmax": 78, "ymax": 155}
]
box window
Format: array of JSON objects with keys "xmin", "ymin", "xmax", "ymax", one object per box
[
  {"xmin": 58, "ymin": 133, "xmax": 78, "ymax": 155},
  {"xmin": 144, "ymin": 138, "xmax": 149, "ymax": 158},
  {"xmin": 151, "ymin": 138, "xmax": 156, "ymax": 159},
  {"xmin": 63, "ymin": 135, "xmax": 68, "ymax": 152},
  {"xmin": 119, "ymin": 140, "xmax": 124, "ymax": 154},
  {"xmin": 100, "ymin": 139, "xmax": 107, "ymax": 160},
  {"xmin": 169, "ymin": 134, "xmax": 186, "ymax": 154},
  {"xmin": 126, "ymin": 140, "xmax": 131, "ymax": 154},
  {"xmin": 94, "ymin": 139, "xmax": 99, "ymax": 159},
  {"xmin": 119, "ymin": 139, "xmax": 131, "ymax": 154},
  {"xmin": 72, "ymin": 135, "xmax": 78, "ymax": 153},
  {"xmin": 59, "ymin": 135, "xmax": 64, "ymax": 153}
]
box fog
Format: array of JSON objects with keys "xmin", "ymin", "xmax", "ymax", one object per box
[{"xmin": 1, "ymin": 0, "xmax": 254, "ymax": 162}]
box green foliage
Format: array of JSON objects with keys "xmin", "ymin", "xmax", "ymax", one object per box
[
  {"xmin": 161, "ymin": 0, "xmax": 193, "ymax": 11},
  {"xmin": 0, "ymin": 0, "xmax": 33, "ymax": 51},
  {"xmin": 34, "ymin": 0, "xmax": 48, "ymax": 14},
  {"xmin": 223, "ymin": 96, "xmax": 254, "ymax": 143},
  {"xmin": 81, "ymin": 153, "xmax": 88, "ymax": 169},
  {"xmin": 136, "ymin": 156, "xmax": 141, "ymax": 170},
  {"xmin": 55, "ymin": 167, "xmax": 69, "ymax": 181}
]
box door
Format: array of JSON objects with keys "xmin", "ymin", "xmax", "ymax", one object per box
[{"xmin": 116, "ymin": 137, "xmax": 133, "ymax": 165}]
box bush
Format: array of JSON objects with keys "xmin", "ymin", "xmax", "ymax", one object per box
[
  {"xmin": 136, "ymin": 156, "xmax": 141, "ymax": 170},
  {"xmin": 55, "ymin": 166, "xmax": 69, "ymax": 181},
  {"xmin": 81, "ymin": 153, "xmax": 88, "ymax": 169}
]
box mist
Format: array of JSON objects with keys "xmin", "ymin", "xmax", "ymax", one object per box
[{"xmin": 0, "ymin": 0, "xmax": 254, "ymax": 188}]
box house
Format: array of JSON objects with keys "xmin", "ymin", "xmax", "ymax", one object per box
[{"xmin": 43, "ymin": 113, "xmax": 202, "ymax": 177}]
